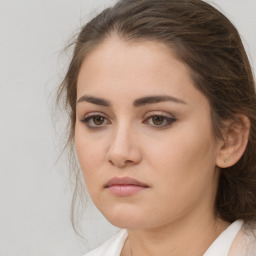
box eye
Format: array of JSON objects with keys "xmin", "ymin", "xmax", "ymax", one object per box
[
  {"xmin": 151, "ymin": 116, "xmax": 165, "ymax": 125},
  {"xmin": 80, "ymin": 114, "xmax": 110, "ymax": 129},
  {"xmin": 143, "ymin": 114, "xmax": 176, "ymax": 128}
]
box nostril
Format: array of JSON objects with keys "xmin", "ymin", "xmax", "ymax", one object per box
[
  {"xmin": 105, "ymin": 141, "xmax": 142, "ymax": 167},
  {"xmin": 108, "ymin": 159, "xmax": 115, "ymax": 166},
  {"xmin": 107, "ymin": 158, "xmax": 131, "ymax": 168}
]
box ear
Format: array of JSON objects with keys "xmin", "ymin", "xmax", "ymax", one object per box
[{"xmin": 216, "ymin": 114, "xmax": 250, "ymax": 168}]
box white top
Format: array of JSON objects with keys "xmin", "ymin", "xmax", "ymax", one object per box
[{"xmin": 84, "ymin": 220, "xmax": 256, "ymax": 256}]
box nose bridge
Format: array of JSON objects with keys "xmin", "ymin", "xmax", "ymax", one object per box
[
  {"xmin": 113, "ymin": 119, "xmax": 132, "ymax": 145},
  {"xmin": 106, "ymin": 118, "xmax": 141, "ymax": 167},
  {"xmin": 111, "ymin": 119, "xmax": 134, "ymax": 154}
]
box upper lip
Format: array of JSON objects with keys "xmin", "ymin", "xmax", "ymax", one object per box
[{"xmin": 105, "ymin": 176, "xmax": 149, "ymax": 188}]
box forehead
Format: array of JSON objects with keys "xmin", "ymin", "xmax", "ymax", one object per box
[
  {"xmin": 76, "ymin": 36, "xmax": 206, "ymax": 107},
  {"xmin": 78, "ymin": 36, "xmax": 185, "ymax": 79}
]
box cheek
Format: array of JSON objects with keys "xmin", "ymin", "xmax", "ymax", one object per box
[
  {"xmin": 142, "ymin": 126, "xmax": 218, "ymax": 223},
  {"xmin": 74, "ymin": 126, "xmax": 105, "ymax": 179},
  {"xmin": 149, "ymin": 126, "xmax": 215, "ymax": 167},
  {"xmin": 75, "ymin": 138, "xmax": 94, "ymax": 171},
  {"xmin": 146, "ymin": 119, "xmax": 217, "ymax": 193},
  {"xmin": 75, "ymin": 136, "xmax": 105, "ymax": 201}
]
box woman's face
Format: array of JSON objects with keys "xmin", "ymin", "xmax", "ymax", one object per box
[{"xmin": 75, "ymin": 36, "xmax": 223, "ymax": 229}]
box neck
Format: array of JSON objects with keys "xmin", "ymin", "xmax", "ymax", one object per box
[{"xmin": 123, "ymin": 213, "xmax": 230, "ymax": 256}]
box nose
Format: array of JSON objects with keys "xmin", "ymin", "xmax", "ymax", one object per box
[{"xmin": 106, "ymin": 124, "xmax": 142, "ymax": 168}]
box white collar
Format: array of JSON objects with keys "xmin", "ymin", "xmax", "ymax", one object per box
[
  {"xmin": 84, "ymin": 220, "xmax": 243, "ymax": 256},
  {"xmin": 203, "ymin": 219, "xmax": 244, "ymax": 256}
]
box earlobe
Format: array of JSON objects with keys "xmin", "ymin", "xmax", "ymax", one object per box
[{"xmin": 216, "ymin": 114, "xmax": 250, "ymax": 168}]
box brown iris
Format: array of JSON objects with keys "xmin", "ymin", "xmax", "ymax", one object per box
[
  {"xmin": 93, "ymin": 116, "xmax": 105, "ymax": 125},
  {"xmin": 152, "ymin": 116, "xmax": 164, "ymax": 125}
]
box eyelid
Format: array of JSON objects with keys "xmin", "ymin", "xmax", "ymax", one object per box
[
  {"xmin": 79, "ymin": 111, "xmax": 177, "ymax": 129},
  {"xmin": 81, "ymin": 111, "xmax": 107, "ymax": 119},
  {"xmin": 80, "ymin": 112, "xmax": 111, "ymax": 129},
  {"xmin": 144, "ymin": 111, "xmax": 176, "ymax": 119},
  {"xmin": 143, "ymin": 111, "xmax": 177, "ymax": 128}
]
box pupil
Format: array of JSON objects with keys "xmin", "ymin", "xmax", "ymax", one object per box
[
  {"xmin": 94, "ymin": 116, "xmax": 104, "ymax": 125},
  {"xmin": 153, "ymin": 116, "xmax": 164, "ymax": 125}
]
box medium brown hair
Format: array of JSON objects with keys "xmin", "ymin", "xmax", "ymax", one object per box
[{"xmin": 57, "ymin": 0, "xmax": 256, "ymax": 233}]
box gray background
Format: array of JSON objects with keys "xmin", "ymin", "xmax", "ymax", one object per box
[{"xmin": 0, "ymin": 0, "xmax": 255, "ymax": 255}]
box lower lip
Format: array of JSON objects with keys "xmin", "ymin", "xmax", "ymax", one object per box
[{"xmin": 106, "ymin": 185, "xmax": 148, "ymax": 196}]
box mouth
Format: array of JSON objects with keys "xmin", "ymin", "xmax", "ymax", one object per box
[{"xmin": 105, "ymin": 176, "xmax": 149, "ymax": 197}]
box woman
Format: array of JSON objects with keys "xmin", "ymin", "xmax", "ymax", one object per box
[{"xmin": 57, "ymin": 0, "xmax": 256, "ymax": 255}]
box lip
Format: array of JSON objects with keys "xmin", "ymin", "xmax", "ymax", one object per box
[{"xmin": 105, "ymin": 177, "xmax": 149, "ymax": 196}]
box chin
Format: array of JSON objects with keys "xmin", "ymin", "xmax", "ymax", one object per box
[
  {"xmin": 107, "ymin": 216, "xmax": 148, "ymax": 229},
  {"xmin": 99, "ymin": 204, "xmax": 150, "ymax": 229}
]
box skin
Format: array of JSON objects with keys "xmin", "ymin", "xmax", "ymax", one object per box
[{"xmin": 75, "ymin": 36, "xmax": 232, "ymax": 256}]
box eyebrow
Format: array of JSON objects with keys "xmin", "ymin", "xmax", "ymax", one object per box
[
  {"xmin": 133, "ymin": 95, "xmax": 187, "ymax": 107},
  {"xmin": 76, "ymin": 95, "xmax": 187, "ymax": 107},
  {"xmin": 77, "ymin": 95, "xmax": 111, "ymax": 106}
]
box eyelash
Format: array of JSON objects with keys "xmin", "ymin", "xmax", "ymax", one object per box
[
  {"xmin": 80, "ymin": 113, "xmax": 177, "ymax": 129},
  {"xmin": 143, "ymin": 114, "xmax": 176, "ymax": 128},
  {"xmin": 80, "ymin": 113, "xmax": 110, "ymax": 129}
]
